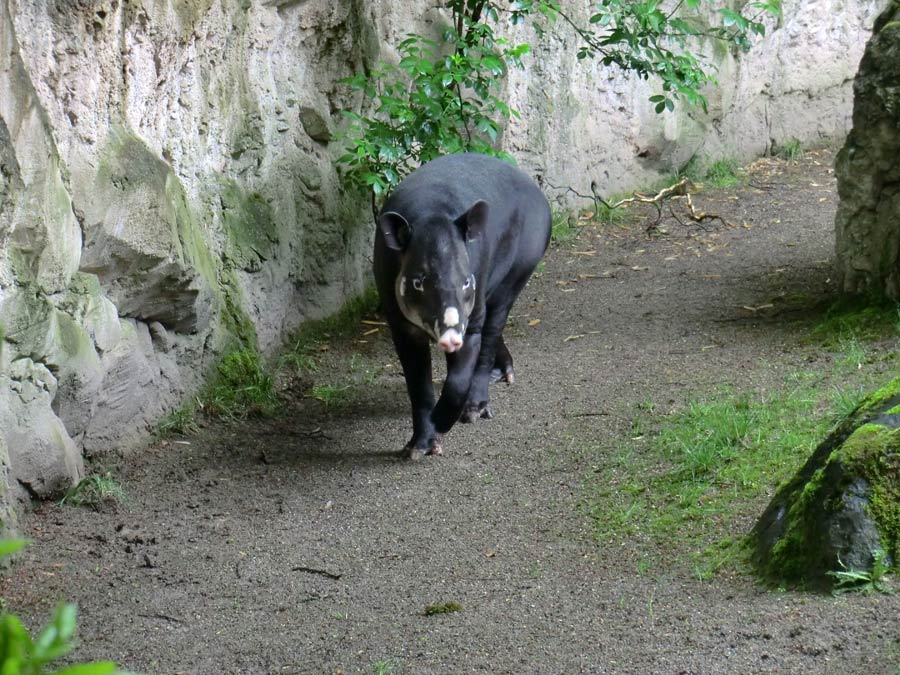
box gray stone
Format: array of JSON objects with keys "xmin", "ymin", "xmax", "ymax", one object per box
[
  {"xmin": 0, "ymin": 357, "xmax": 84, "ymax": 504},
  {"xmin": 298, "ymin": 106, "xmax": 332, "ymax": 143},
  {"xmin": 78, "ymin": 126, "xmax": 208, "ymax": 334}
]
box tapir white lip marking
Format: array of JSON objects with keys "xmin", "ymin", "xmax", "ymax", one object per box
[
  {"xmin": 443, "ymin": 306, "xmax": 460, "ymax": 327},
  {"xmin": 438, "ymin": 328, "xmax": 464, "ymax": 353}
]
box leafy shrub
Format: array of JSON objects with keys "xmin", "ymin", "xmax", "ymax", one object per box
[{"xmin": 0, "ymin": 540, "xmax": 133, "ymax": 675}]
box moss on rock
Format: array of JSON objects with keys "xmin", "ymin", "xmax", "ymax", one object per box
[
  {"xmin": 751, "ymin": 375, "xmax": 900, "ymax": 588},
  {"xmin": 219, "ymin": 178, "xmax": 279, "ymax": 273}
]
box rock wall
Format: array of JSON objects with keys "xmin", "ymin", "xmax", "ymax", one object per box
[
  {"xmin": 0, "ymin": 0, "xmax": 886, "ymax": 525},
  {"xmin": 834, "ymin": 1, "xmax": 900, "ymax": 299}
]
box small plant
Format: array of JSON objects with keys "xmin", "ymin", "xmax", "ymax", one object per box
[
  {"xmin": 155, "ymin": 402, "xmax": 200, "ymax": 437},
  {"xmin": 310, "ymin": 384, "xmax": 351, "ymax": 408},
  {"xmin": 60, "ymin": 474, "xmax": 126, "ymax": 509},
  {"xmin": 202, "ymin": 349, "xmax": 279, "ymax": 420},
  {"xmin": 423, "ymin": 601, "xmax": 462, "ymax": 616},
  {"xmin": 549, "ymin": 210, "xmax": 580, "ymax": 245},
  {"xmin": 0, "ymin": 539, "xmax": 131, "ymax": 674},
  {"xmin": 371, "ymin": 659, "xmax": 399, "ymax": 675},
  {"xmin": 281, "ymin": 287, "xmax": 380, "ymax": 374},
  {"xmin": 827, "ymin": 550, "xmax": 894, "ymax": 595},
  {"xmin": 774, "ymin": 137, "xmax": 803, "ymax": 162},
  {"xmin": 838, "ymin": 336, "xmax": 868, "ymax": 371},
  {"xmin": 830, "ymin": 385, "xmax": 869, "ymax": 424},
  {"xmin": 704, "ymin": 158, "xmax": 743, "ymax": 188}
]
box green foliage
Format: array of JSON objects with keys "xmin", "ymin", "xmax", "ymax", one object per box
[
  {"xmin": 571, "ymin": 0, "xmax": 780, "ymax": 112},
  {"xmin": 830, "ymin": 384, "xmax": 870, "ymax": 424},
  {"xmin": 584, "ymin": 381, "xmax": 839, "ymax": 579},
  {"xmin": 310, "ymin": 384, "xmax": 351, "ymax": 408},
  {"xmin": 827, "ymin": 549, "xmax": 894, "ymax": 595},
  {"xmin": 774, "ymin": 137, "xmax": 803, "ymax": 161},
  {"xmin": 202, "ymin": 350, "xmax": 279, "ymax": 420},
  {"xmin": 703, "ymin": 158, "xmax": 743, "ymax": 188},
  {"xmin": 370, "ymin": 659, "xmax": 399, "ymax": 675},
  {"xmin": 281, "ymin": 286, "xmax": 380, "ymax": 375},
  {"xmin": 338, "ymin": 2, "xmax": 525, "ymax": 198},
  {"xmin": 155, "ymin": 403, "xmax": 200, "ymax": 437},
  {"xmin": 59, "ymin": 474, "xmax": 125, "ymax": 509},
  {"xmin": 338, "ymin": 0, "xmax": 780, "ymax": 200},
  {"xmin": 423, "ymin": 600, "xmax": 462, "ymax": 616},
  {"xmin": 0, "ymin": 541, "xmax": 131, "ymax": 675},
  {"xmin": 549, "ymin": 210, "xmax": 580, "ymax": 245},
  {"xmin": 811, "ymin": 299, "xmax": 900, "ymax": 347}
]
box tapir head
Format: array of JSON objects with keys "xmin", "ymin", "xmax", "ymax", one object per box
[{"xmin": 379, "ymin": 201, "xmax": 487, "ymax": 353}]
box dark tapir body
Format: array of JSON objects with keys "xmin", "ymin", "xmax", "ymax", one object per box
[{"xmin": 374, "ymin": 153, "xmax": 551, "ymax": 457}]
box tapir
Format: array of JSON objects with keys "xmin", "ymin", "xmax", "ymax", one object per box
[{"xmin": 373, "ymin": 153, "xmax": 551, "ymax": 458}]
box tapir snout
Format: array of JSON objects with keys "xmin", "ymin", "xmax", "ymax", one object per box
[{"xmin": 437, "ymin": 306, "xmax": 464, "ymax": 353}]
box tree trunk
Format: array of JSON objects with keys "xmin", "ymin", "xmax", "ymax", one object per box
[{"xmin": 834, "ymin": 2, "xmax": 900, "ymax": 299}]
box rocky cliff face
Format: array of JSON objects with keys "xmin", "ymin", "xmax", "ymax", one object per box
[{"xmin": 0, "ymin": 0, "xmax": 885, "ymax": 525}]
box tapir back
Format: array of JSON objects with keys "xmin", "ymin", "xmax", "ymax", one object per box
[{"xmin": 382, "ymin": 154, "xmax": 548, "ymax": 232}]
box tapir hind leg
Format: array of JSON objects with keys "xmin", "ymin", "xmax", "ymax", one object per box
[{"xmin": 490, "ymin": 335, "xmax": 514, "ymax": 385}]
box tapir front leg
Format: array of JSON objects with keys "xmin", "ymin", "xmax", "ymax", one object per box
[
  {"xmin": 391, "ymin": 328, "xmax": 441, "ymax": 457},
  {"xmin": 430, "ymin": 333, "xmax": 483, "ymax": 438},
  {"xmin": 462, "ymin": 273, "xmax": 532, "ymax": 423}
]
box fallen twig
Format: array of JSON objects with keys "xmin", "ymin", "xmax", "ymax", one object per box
[
  {"xmin": 545, "ymin": 176, "xmax": 735, "ymax": 234},
  {"xmin": 292, "ymin": 565, "xmax": 343, "ymax": 580}
]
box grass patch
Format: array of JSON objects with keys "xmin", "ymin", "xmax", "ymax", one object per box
[
  {"xmin": 60, "ymin": 473, "xmax": 126, "ymax": 508},
  {"xmin": 810, "ymin": 298, "xmax": 900, "ymax": 348},
  {"xmin": 202, "ymin": 349, "xmax": 280, "ymax": 420},
  {"xmin": 310, "ymin": 383, "xmax": 352, "ymax": 408},
  {"xmin": 550, "ymin": 210, "xmax": 581, "ymax": 245},
  {"xmin": 155, "ymin": 402, "xmax": 201, "ymax": 437},
  {"xmin": 703, "ymin": 158, "xmax": 743, "ymax": 188},
  {"xmin": 281, "ymin": 285, "xmax": 380, "ymax": 374},
  {"xmin": 583, "ymin": 381, "xmax": 844, "ymax": 579},
  {"xmin": 773, "ymin": 137, "xmax": 803, "ymax": 162},
  {"xmin": 423, "ymin": 600, "xmax": 462, "ymax": 616}
]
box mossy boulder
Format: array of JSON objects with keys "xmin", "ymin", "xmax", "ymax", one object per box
[{"xmin": 751, "ymin": 377, "xmax": 900, "ymax": 588}]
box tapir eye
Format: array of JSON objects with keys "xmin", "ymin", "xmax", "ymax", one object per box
[
  {"xmin": 412, "ymin": 277, "xmax": 424, "ymax": 292},
  {"xmin": 462, "ymin": 277, "xmax": 471, "ymax": 290}
]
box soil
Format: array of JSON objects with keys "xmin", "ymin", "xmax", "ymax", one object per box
[{"xmin": 4, "ymin": 150, "xmax": 900, "ymax": 675}]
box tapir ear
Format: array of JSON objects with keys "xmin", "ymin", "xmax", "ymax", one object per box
[
  {"xmin": 378, "ymin": 211, "xmax": 412, "ymax": 251},
  {"xmin": 457, "ymin": 200, "xmax": 489, "ymax": 242}
]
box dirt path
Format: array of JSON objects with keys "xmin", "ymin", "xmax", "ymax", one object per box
[{"xmin": 4, "ymin": 151, "xmax": 900, "ymax": 675}]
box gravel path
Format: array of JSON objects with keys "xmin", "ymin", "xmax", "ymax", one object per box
[{"xmin": 4, "ymin": 151, "xmax": 899, "ymax": 675}]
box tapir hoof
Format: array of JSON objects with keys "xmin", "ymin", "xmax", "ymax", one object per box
[
  {"xmin": 404, "ymin": 435, "xmax": 443, "ymax": 459},
  {"xmin": 460, "ymin": 404, "xmax": 494, "ymax": 423},
  {"xmin": 489, "ymin": 367, "xmax": 515, "ymax": 385}
]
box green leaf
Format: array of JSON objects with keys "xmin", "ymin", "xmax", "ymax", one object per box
[
  {"xmin": 50, "ymin": 664, "xmax": 120, "ymax": 675},
  {"xmin": 0, "ymin": 539, "xmax": 29, "ymax": 559}
]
